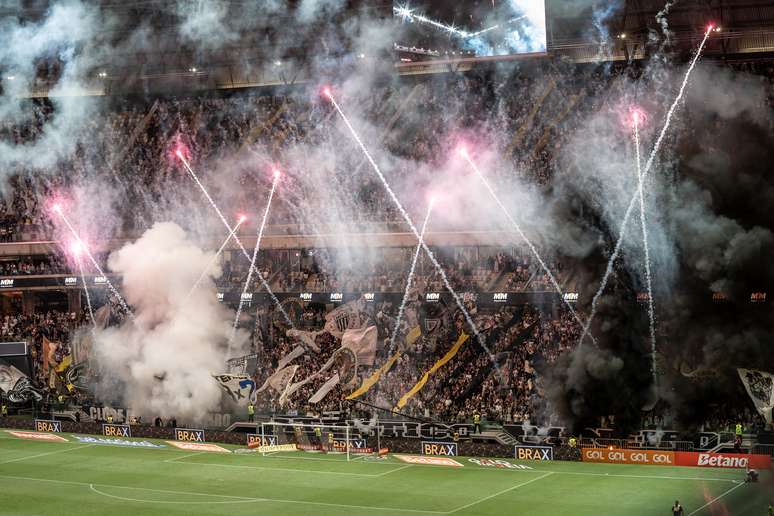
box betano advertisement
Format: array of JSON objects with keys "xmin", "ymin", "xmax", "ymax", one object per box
[
  {"xmin": 675, "ymin": 451, "xmax": 771, "ymax": 469},
  {"xmin": 582, "ymin": 448, "xmax": 675, "ymax": 466},
  {"xmin": 583, "ymin": 448, "xmax": 772, "ymax": 469}
]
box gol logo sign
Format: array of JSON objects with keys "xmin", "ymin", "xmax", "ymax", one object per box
[{"xmin": 582, "ymin": 448, "xmax": 674, "ymax": 466}]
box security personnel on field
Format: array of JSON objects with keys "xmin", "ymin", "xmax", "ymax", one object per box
[
  {"xmin": 327, "ymin": 430, "xmax": 335, "ymax": 452},
  {"xmin": 106, "ymin": 414, "xmax": 113, "ymax": 424},
  {"xmin": 473, "ymin": 411, "xmax": 481, "ymax": 434},
  {"xmin": 247, "ymin": 402, "xmax": 255, "ymax": 423},
  {"xmin": 57, "ymin": 394, "xmax": 65, "ymax": 410},
  {"xmin": 314, "ymin": 426, "xmax": 323, "ymax": 450},
  {"xmin": 735, "ymin": 422, "xmax": 743, "ymax": 437},
  {"xmin": 1, "ymin": 402, "xmax": 7, "ymax": 417},
  {"xmin": 568, "ymin": 436, "xmax": 577, "ymax": 448}
]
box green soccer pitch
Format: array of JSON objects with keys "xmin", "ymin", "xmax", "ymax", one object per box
[{"xmin": 0, "ymin": 430, "xmax": 771, "ymax": 515}]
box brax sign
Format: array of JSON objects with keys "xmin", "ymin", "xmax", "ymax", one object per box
[
  {"xmin": 246, "ymin": 434, "xmax": 277, "ymax": 447},
  {"xmin": 514, "ymin": 445, "xmax": 553, "ymax": 461},
  {"xmin": 421, "ymin": 441, "xmax": 458, "ymax": 456},
  {"xmin": 102, "ymin": 424, "xmax": 131, "ymax": 437},
  {"xmin": 35, "ymin": 419, "xmax": 62, "ymax": 433},
  {"xmin": 175, "ymin": 428, "xmax": 205, "ymax": 442}
]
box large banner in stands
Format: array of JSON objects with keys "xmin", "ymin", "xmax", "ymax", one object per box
[
  {"xmin": 675, "ymin": 452, "xmax": 771, "ymax": 469},
  {"xmin": 582, "ymin": 448, "xmax": 675, "ymax": 466}
]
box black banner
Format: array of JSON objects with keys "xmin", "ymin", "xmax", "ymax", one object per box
[
  {"xmin": 34, "ymin": 419, "xmax": 62, "ymax": 433},
  {"xmin": 421, "ymin": 441, "xmax": 458, "ymax": 456},
  {"xmin": 514, "ymin": 445, "xmax": 553, "ymax": 461},
  {"xmin": 174, "ymin": 428, "xmax": 206, "ymax": 442},
  {"xmin": 102, "ymin": 424, "xmax": 131, "ymax": 437}
]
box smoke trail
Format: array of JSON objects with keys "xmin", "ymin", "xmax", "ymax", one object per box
[
  {"xmin": 55, "ymin": 207, "xmax": 133, "ymax": 319},
  {"xmin": 176, "ymin": 153, "xmax": 294, "ymax": 328},
  {"xmin": 461, "ymin": 149, "xmax": 596, "ymax": 346},
  {"xmin": 580, "ymin": 26, "xmax": 713, "ymax": 345},
  {"xmin": 324, "ymin": 90, "xmax": 498, "ymax": 368},
  {"xmin": 75, "ymin": 254, "xmax": 96, "ymax": 328},
  {"xmin": 187, "ymin": 216, "xmax": 245, "ymax": 299},
  {"xmin": 388, "ymin": 200, "xmax": 434, "ymax": 355},
  {"xmin": 229, "ymin": 172, "xmax": 280, "ymax": 354},
  {"xmin": 634, "ymin": 118, "xmax": 658, "ymax": 385}
]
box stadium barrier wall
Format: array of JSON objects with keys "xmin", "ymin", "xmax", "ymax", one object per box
[{"xmin": 0, "ymin": 416, "xmax": 584, "ymax": 460}]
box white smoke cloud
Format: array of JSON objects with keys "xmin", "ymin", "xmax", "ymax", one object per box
[
  {"xmin": 94, "ymin": 222, "xmax": 244, "ymax": 422},
  {"xmin": 0, "ymin": 1, "xmax": 99, "ymax": 169}
]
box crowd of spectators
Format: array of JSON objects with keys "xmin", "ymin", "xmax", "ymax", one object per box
[
  {"xmin": 1, "ymin": 310, "xmax": 89, "ymax": 397},
  {"xmin": 3, "ymin": 59, "xmax": 774, "ymax": 434}
]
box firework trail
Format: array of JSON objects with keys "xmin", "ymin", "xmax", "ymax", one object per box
[
  {"xmin": 324, "ymin": 89, "xmax": 497, "ymax": 368},
  {"xmin": 461, "ymin": 149, "xmax": 596, "ymax": 346},
  {"xmin": 176, "ymin": 152, "xmax": 294, "ymax": 328},
  {"xmin": 229, "ymin": 171, "xmax": 280, "ymax": 355},
  {"xmin": 54, "ymin": 206, "xmax": 134, "ymax": 319},
  {"xmin": 74, "ymin": 251, "xmax": 96, "ymax": 328},
  {"xmin": 634, "ymin": 116, "xmax": 658, "ymax": 385},
  {"xmin": 394, "ymin": 5, "xmax": 525, "ymax": 39},
  {"xmin": 580, "ymin": 26, "xmax": 713, "ymax": 346},
  {"xmin": 388, "ymin": 200, "xmax": 434, "ymax": 355},
  {"xmin": 187, "ymin": 215, "xmax": 246, "ymax": 299}
]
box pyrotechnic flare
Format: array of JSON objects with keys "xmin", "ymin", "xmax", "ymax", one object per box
[
  {"xmin": 71, "ymin": 243, "xmax": 96, "ymax": 328},
  {"xmin": 460, "ymin": 147, "xmax": 596, "ymax": 346},
  {"xmin": 633, "ymin": 113, "xmax": 658, "ymax": 385},
  {"xmin": 580, "ymin": 25, "xmax": 714, "ymax": 346},
  {"xmin": 187, "ymin": 215, "xmax": 246, "ymax": 299},
  {"xmin": 53, "ymin": 205, "xmax": 134, "ymax": 319},
  {"xmin": 324, "ymin": 89, "xmax": 498, "ymax": 369},
  {"xmin": 229, "ymin": 170, "xmax": 280, "ymax": 355},
  {"xmin": 388, "ymin": 199, "xmax": 434, "ymax": 355},
  {"xmin": 175, "ymin": 151, "xmax": 294, "ymax": 328}
]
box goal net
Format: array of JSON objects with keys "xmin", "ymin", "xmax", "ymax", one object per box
[{"xmin": 255, "ymin": 421, "xmax": 382, "ymax": 461}]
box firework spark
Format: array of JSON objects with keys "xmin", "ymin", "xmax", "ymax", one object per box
[
  {"xmin": 176, "ymin": 151, "xmax": 294, "ymax": 328},
  {"xmin": 229, "ymin": 170, "xmax": 281, "ymax": 355},
  {"xmin": 580, "ymin": 25, "xmax": 713, "ymax": 347},
  {"xmin": 325, "ymin": 90, "xmax": 497, "ymax": 368}
]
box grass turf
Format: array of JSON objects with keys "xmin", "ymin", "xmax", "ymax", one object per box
[{"xmin": 0, "ymin": 429, "xmax": 771, "ymax": 515}]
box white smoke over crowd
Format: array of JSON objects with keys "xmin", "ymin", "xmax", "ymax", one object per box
[{"xmin": 93, "ymin": 222, "xmax": 245, "ymax": 422}]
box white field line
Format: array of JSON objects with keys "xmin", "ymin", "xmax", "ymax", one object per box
[
  {"xmin": 89, "ymin": 484, "xmax": 266, "ymax": 505},
  {"xmin": 445, "ymin": 472, "xmax": 554, "ymax": 514},
  {"xmin": 162, "ymin": 451, "xmax": 206, "ymax": 463},
  {"xmin": 373, "ymin": 464, "xmax": 413, "ymax": 477},
  {"xmin": 0, "ymin": 474, "xmax": 445, "ymax": 514},
  {"xmin": 0, "ymin": 444, "xmax": 96, "ymax": 464},
  {"xmin": 164, "ymin": 454, "xmax": 410, "ymax": 478},
  {"xmin": 687, "ymin": 481, "xmax": 745, "ymax": 516}
]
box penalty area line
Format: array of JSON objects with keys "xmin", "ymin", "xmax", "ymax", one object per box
[
  {"xmin": 687, "ymin": 481, "xmax": 746, "ymax": 516},
  {"xmin": 0, "ymin": 443, "xmax": 97, "ymax": 464},
  {"xmin": 445, "ymin": 471, "xmax": 554, "ymax": 514},
  {"xmin": 1, "ymin": 474, "xmax": 444, "ymax": 514},
  {"xmin": 165, "ymin": 454, "xmax": 384, "ymax": 477},
  {"xmin": 89, "ymin": 484, "xmax": 265, "ymax": 505}
]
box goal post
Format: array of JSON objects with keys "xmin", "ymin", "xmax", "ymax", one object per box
[
  {"xmin": 255, "ymin": 421, "xmax": 384, "ymax": 461},
  {"xmin": 257, "ymin": 421, "xmax": 352, "ymax": 460}
]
